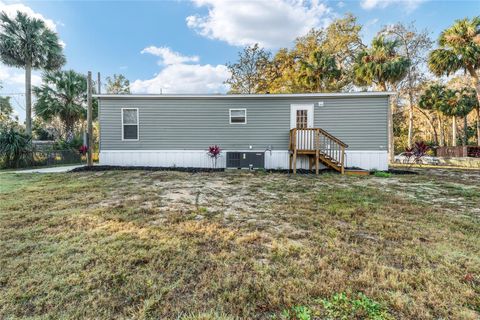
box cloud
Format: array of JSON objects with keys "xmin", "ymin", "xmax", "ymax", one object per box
[
  {"xmin": 141, "ymin": 46, "xmax": 200, "ymax": 65},
  {"xmin": 360, "ymin": 0, "xmax": 425, "ymax": 11},
  {"xmin": 131, "ymin": 46, "xmax": 230, "ymax": 94},
  {"xmin": 0, "ymin": 1, "xmax": 58, "ymax": 32},
  {"xmin": 0, "ymin": 65, "xmax": 41, "ymax": 88},
  {"xmin": 186, "ymin": 0, "xmax": 333, "ymax": 48},
  {"xmin": 131, "ymin": 63, "xmax": 230, "ymax": 94}
]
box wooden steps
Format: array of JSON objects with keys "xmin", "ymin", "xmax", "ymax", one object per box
[{"xmin": 289, "ymin": 128, "xmax": 348, "ymax": 175}]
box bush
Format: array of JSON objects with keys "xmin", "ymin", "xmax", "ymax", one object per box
[
  {"xmin": 53, "ymin": 135, "xmax": 83, "ymax": 151},
  {"xmin": 0, "ymin": 127, "xmax": 33, "ymax": 168},
  {"xmin": 280, "ymin": 305, "xmax": 312, "ymax": 320},
  {"xmin": 373, "ymin": 171, "xmax": 392, "ymax": 178},
  {"xmin": 321, "ymin": 292, "xmax": 393, "ymax": 320}
]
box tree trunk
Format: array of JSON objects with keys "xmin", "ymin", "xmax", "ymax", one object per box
[
  {"xmin": 415, "ymin": 106, "xmax": 438, "ymax": 145},
  {"xmin": 407, "ymin": 100, "xmax": 414, "ymax": 149},
  {"xmin": 452, "ymin": 116, "xmax": 457, "ymax": 147},
  {"xmin": 25, "ymin": 62, "xmax": 32, "ymax": 136},
  {"xmin": 466, "ymin": 67, "xmax": 480, "ymax": 145},
  {"xmin": 438, "ymin": 112, "xmax": 445, "ymax": 147},
  {"xmin": 463, "ymin": 115, "xmax": 468, "ymax": 146},
  {"xmin": 380, "ymin": 82, "xmax": 394, "ymax": 162}
]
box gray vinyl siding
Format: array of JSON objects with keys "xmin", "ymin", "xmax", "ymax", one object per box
[{"xmin": 99, "ymin": 96, "xmax": 388, "ymax": 151}]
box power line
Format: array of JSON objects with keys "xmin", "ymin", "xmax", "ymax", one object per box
[
  {"xmin": 11, "ymin": 95, "xmax": 25, "ymax": 111},
  {"xmin": 0, "ymin": 92, "xmax": 25, "ymax": 95}
]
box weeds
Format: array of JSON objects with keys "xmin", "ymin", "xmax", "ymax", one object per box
[{"xmin": 0, "ymin": 170, "xmax": 479, "ymax": 319}]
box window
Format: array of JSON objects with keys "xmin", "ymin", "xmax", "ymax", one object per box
[
  {"xmin": 296, "ymin": 109, "xmax": 308, "ymax": 129},
  {"xmin": 229, "ymin": 109, "xmax": 247, "ymax": 124},
  {"xmin": 122, "ymin": 108, "xmax": 138, "ymax": 140}
]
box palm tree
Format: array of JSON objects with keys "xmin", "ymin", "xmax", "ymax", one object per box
[
  {"xmin": 33, "ymin": 70, "xmax": 95, "ymax": 140},
  {"xmin": 438, "ymin": 88, "xmax": 463, "ymax": 146},
  {"xmin": 353, "ymin": 35, "xmax": 410, "ymax": 159},
  {"xmin": 299, "ymin": 51, "xmax": 342, "ymax": 92},
  {"xmin": 418, "ymin": 84, "xmax": 448, "ymax": 146},
  {"xmin": 428, "ymin": 17, "xmax": 480, "ymax": 145},
  {"xmin": 456, "ymin": 88, "xmax": 478, "ymax": 145},
  {"xmin": 0, "ymin": 11, "xmax": 65, "ymax": 135}
]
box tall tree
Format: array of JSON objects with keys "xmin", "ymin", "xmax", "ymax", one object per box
[
  {"xmin": 0, "ymin": 11, "xmax": 65, "ymax": 135},
  {"xmin": 0, "ymin": 96, "xmax": 15, "ymax": 129},
  {"xmin": 33, "ymin": 70, "xmax": 95, "ymax": 140},
  {"xmin": 267, "ymin": 14, "xmax": 364, "ymax": 93},
  {"xmin": 299, "ymin": 51, "xmax": 342, "ymax": 92},
  {"xmin": 381, "ymin": 23, "xmax": 433, "ymax": 148},
  {"xmin": 225, "ymin": 44, "xmax": 271, "ymax": 94},
  {"xmin": 428, "ymin": 16, "xmax": 480, "ymax": 145},
  {"xmin": 419, "ymin": 84, "xmax": 446, "ymax": 146},
  {"xmin": 456, "ymin": 87, "xmax": 478, "ymax": 145},
  {"xmin": 353, "ymin": 35, "xmax": 410, "ymax": 160},
  {"xmin": 105, "ymin": 74, "xmax": 130, "ymax": 94},
  {"xmin": 438, "ymin": 87, "xmax": 462, "ymax": 146}
]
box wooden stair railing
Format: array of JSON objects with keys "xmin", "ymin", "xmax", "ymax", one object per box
[{"xmin": 289, "ymin": 128, "xmax": 348, "ymax": 174}]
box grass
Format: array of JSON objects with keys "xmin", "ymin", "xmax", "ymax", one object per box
[{"xmin": 0, "ymin": 169, "xmax": 479, "ymax": 319}]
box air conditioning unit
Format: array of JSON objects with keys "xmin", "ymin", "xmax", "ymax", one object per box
[{"xmin": 226, "ymin": 152, "xmax": 265, "ymax": 169}]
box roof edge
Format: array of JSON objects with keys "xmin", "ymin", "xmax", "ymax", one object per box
[{"xmin": 93, "ymin": 92, "xmax": 395, "ymax": 99}]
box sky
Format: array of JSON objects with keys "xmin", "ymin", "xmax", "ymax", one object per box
[{"xmin": 0, "ymin": 0, "xmax": 479, "ymax": 121}]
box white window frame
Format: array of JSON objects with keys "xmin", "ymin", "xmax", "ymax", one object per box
[
  {"xmin": 121, "ymin": 108, "xmax": 139, "ymax": 141},
  {"xmin": 229, "ymin": 108, "xmax": 247, "ymax": 124}
]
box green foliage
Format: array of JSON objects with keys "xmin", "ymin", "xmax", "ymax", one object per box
[
  {"xmin": 373, "ymin": 171, "xmax": 392, "ymax": 178},
  {"xmin": 280, "ymin": 305, "xmax": 312, "ymax": 320},
  {"xmin": 299, "ymin": 51, "xmax": 342, "ymax": 92},
  {"xmin": 428, "ymin": 16, "xmax": 480, "ymax": 77},
  {"xmin": 0, "ymin": 126, "xmax": 32, "ymax": 168},
  {"xmin": 53, "ymin": 135, "xmax": 83, "ymax": 151},
  {"xmin": 227, "ymin": 14, "xmax": 363, "ymax": 94},
  {"xmin": 0, "ymin": 11, "xmax": 65, "ymax": 70},
  {"xmin": 33, "ymin": 70, "xmax": 97, "ymax": 139},
  {"xmin": 0, "ymin": 96, "xmax": 16, "ymax": 129},
  {"xmin": 225, "ymin": 43, "xmax": 271, "ymax": 94},
  {"xmin": 105, "ymin": 74, "xmax": 130, "ymax": 94},
  {"xmin": 353, "ymin": 36, "xmax": 410, "ymax": 90},
  {"xmin": 321, "ymin": 292, "xmax": 393, "ymax": 320},
  {"xmin": 0, "ymin": 10, "xmax": 65, "ymax": 135}
]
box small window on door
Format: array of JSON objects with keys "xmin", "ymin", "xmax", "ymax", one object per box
[
  {"xmin": 296, "ymin": 109, "xmax": 308, "ymax": 129},
  {"xmin": 122, "ymin": 108, "xmax": 139, "ymax": 140}
]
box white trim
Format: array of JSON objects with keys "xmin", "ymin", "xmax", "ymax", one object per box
[
  {"xmin": 94, "ymin": 92, "xmax": 395, "ymax": 99},
  {"xmin": 290, "ymin": 104, "xmax": 314, "ymax": 129},
  {"xmin": 229, "ymin": 108, "xmax": 247, "ymax": 124},
  {"xmin": 121, "ymin": 108, "xmax": 139, "ymax": 141},
  {"xmin": 100, "ymin": 149, "xmax": 388, "ymax": 170}
]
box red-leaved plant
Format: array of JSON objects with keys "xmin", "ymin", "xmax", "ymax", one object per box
[
  {"xmin": 405, "ymin": 141, "xmax": 429, "ymax": 166},
  {"xmin": 207, "ymin": 145, "xmax": 221, "ymax": 168},
  {"xmin": 79, "ymin": 145, "xmax": 88, "ymax": 156}
]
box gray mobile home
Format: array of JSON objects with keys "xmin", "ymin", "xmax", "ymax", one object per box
[{"xmin": 95, "ymin": 92, "xmax": 392, "ymax": 172}]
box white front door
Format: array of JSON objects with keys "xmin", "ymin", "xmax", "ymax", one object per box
[
  {"xmin": 290, "ymin": 104, "xmax": 314, "ymax": 129},
  {"xmin": 290, "ymin": 104, "xmax": 315, "ymax": 150}
]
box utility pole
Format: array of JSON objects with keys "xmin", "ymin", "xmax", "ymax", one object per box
[
  {"xmin": 87, "ymin": 71, "xmax": 93, "ymax": 166},
  {"xmin": 97, "ymin": 72, "xmax": 101, "ymax": 94}
]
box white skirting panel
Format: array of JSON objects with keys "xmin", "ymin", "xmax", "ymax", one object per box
[{"xmin": 100, "ymin": 150, "xmax": 388, "ymax": 171}]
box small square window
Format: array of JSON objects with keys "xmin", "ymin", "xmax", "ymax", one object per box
[
  {"xmin": 122, "ymin": 108, "xmax": 139, "ymax": 140},
  {"xmin": 230, "ymin": 109, "xmax": 247, "ymax": 124}
]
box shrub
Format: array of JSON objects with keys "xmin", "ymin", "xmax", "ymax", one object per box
[
  {"xmin": 321, "ymin": 292, "xmax": 393, "ymax": 320},
  {"xmin": 53, "ymin": 135, "xmax": 83, "ymax": 151},
  {"xmin": 207, "ymin": 145, "xmax": 222, "ymax": 168},
  {"xmin": 373, "ymin": 171, "xmax": 392, "ymax": 178},
  {"xmin": 0, "ymin": 127, "xmax": 32, "ymax": 168},
  {"xmin": 404, "ymin": 141, "xmax": 430, "ymax": 165},
  {"xmin": 280, "ymin": 305, "xmax": 312, "ymax": 320}
]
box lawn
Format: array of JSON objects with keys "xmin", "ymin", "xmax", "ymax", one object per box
[{"xmin": 0, "ymin": 169, "xmax": 479, "ymax": 319}]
